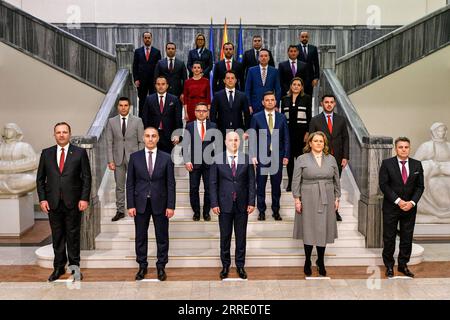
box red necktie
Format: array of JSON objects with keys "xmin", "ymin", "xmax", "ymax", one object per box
[
  {"xmin": 159, "ymin": 95, "xmax": 164, "ymax": 129},
  {"xmin": 201, "ymin": 121, "xmax": 205, "ymax": 141},
  {"xmin": 401, "ymin": 161, "xmax": 408, "ymax": 184},
  {"xmin": 327, "ymin": 115, "xmax": 333, "ymax": 134},
  {"xmin": 59, "ymin": 147, "xmax": 65, "ymax": 173},
  {"xmin": 145, "ymin": 47, "xmax": 150, "ymax": 61},
  {"xmin": 226, "ymin": 60, "xmax": 231, "ymax": 71}
]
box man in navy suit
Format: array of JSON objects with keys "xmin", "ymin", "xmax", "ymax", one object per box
[
  {"xmin": 245, "ymin": 49, "xmax": 281, "ymax": 114},
  {"xmin": 210, "ymin": 70, "xmax": 250, "ymax": 136},
  {"xmin": 250, "ymin": 91, "xmax": 290, "ymax": 221},
  {"xmin": 297, "ymin": 31, "xmax": 320, "ymax": 95},
  {"xmin": 212, "ymin": 42, "xmax": 245, "ymax": 93},
  {"xmin": 126, "ymin": 127, "xmax": 176, "ymax": 281},
  {"xmin": 183, "ymin": 102, "xmax": 217, "ymax": 222},
  {"xmin": 142, "ymin": 76, "xmax": 183, "ymax": 154},
  {"xmin": 133, "ymin": 32, "xmax": 162, "ymax": 118},
  {"xmin": 278, "ymin": 45, "xmax": 309, "ymax": 97},
  {"xmin": 379, "ymin": 137, "xmax": 424, "ymax": 278},
  {"xmin": 210, "ymin": 131, "xmax": 256, "ymax": 280},
  {"xmin": 242, "ymin": 35, "xmax": 275, "ymax": 79},
  {"xmin": 154, "ymin": 42, "xmax": 187, "ymax": 99}
]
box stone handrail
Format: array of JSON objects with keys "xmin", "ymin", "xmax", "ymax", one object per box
[
  {"xmin": 335, "ymin": 5, "xmax": 450, "ymax": 94},
  {"xmin": 0, "ymin": 0, "xmax": 117, "ymax": 92}
]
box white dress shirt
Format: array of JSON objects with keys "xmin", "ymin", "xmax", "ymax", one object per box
[
  {"xmin": 289, "ymin": 59, "xmax": 297, "ymax": 74},
  {"xmin": 264, "ymin": 110, "xmax": 276, "ymax": 128},
  {"xmin": 394, "ymin": 157, "xmax": 415, "ymax": 207},
  {"xmin": 196, "ymin": 119, "xmax": 206, "ymax": 138},
  {"xmin": 226, "ymin": 151, "xmax": 239, "ymax": 168},
  {"xmin": 225, "ymin": 88, "xmax": 235, "ymax": 102},
  {"xmin": 158, "ymin": 92, "xmax": 167, "ymax": 107},
  {"xmin": 57, "ymin": 143, "xmax": 69, "ymax": 167},
  {"xmin": 167, "ymin": 57, "xmax": 176, "ymax": 69},
  {"xmin": 145, "ymin": 147, "xmax": 157, "ymax": 172},
  {"xmin": 120, "ymin": 113, "xmax": 129, "ymax": 129},
  {"xmin": 224, "ymin": 58, "xmax": 233, "ymax": 69},
  {"xmin": 324, "ymin": 112, "xmax": 334, "ymax": 124},
  {"xmin": 260, "ymin": 64, "xmax": 268, "ymax": 79}
]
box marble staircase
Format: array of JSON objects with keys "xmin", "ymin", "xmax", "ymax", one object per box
[{"xmin": 36, "ymin": 165, "xmax": 424, "ymax": 268}]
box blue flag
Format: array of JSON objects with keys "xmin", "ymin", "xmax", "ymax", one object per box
[
  {"xmin": 237, "ymin": 18, "xmax": 243, "ymax": 63},
  {"xmin": 209, "ymin": 18, "xmax": 215, "ymax": 97}
]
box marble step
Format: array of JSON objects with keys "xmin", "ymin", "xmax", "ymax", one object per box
[
  {"xmin": 35, "ymin": 244, "xmax": 424, "ymax": 268},
  {"xmin": 95, "ymin": 229, "xmax": 365, "ymax": 250},
  {"xmin": 99, "ymin": 216, "xmax": 358, "ymax": 233}
]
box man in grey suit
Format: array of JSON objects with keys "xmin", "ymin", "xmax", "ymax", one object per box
[{"xmin": 106, "ymin": 97, "xmax": 144, "ymax": 221}]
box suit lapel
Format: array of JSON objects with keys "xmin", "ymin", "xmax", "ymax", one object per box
[
  {"xmin": 61, "ymin": 144, "xmax": 75, "ymax": 174},
  {"xmin": 50, "ymin": 145, "xmax": 59, "ymax": 174},
  {"xmin": 140, "ymin": 150, "xmax": 151, "ymax": 180},
  {"xmin": 391, "ymin": 157, "xmax": 404, "ymax": 184},
  {"xmin": 321, "ymin": 113, "xmax": 333, "ymax": 136}
]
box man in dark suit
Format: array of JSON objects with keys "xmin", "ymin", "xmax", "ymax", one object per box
[
  {"xmin": 212, "ymin": 42, "xmax": 245, "ymax": 93},
  {"xmin": 245, "ymin": 49, "xmax": 281, "ymax": 114},
  {"xmin": 126, "ymin": 127, "xmax": 176, "ymax": 281},
  {"xmin": 154, "ymin": 42, "xmax": 187, "ymax": 99},
  {"xmin": 297, "ymin": 31, "xmax": 320, "ymax": 95},
  {"xmin": 36, "ymin": 122, "xmax": 92, "ymax": 282},
  {"xmin": 278, "ymin": 45, "xmax": 309, "ymax": 97},
  {"xmin": 210, "ymin": 131, "xmax": 256, "ymax": 280},
  {"xmin": 379, "ymin": 137, "xmax": 424, "ymax": 278},
  {"xmin": 142, "ymin": 76, "xmax": 183, "ymax": 154},
  {"xmin": 133, "ymin": 32, "xmax": 162, "ymax": 118},
  {"xmin": 242, "ymin": 35, "xmax": 275, "ymax": 79},
  {"xmin": 183, "ymin": 102, "xmax": 217, "ymax": 222},
  {"xmin": 210, "ymin": 70, "xmax": 250, "ymax": 136},
  {"xmin": 250, "ymin": 91, "xmax": 290, "ymax": 221},
  {"xmin": 309, "ymin": 94, "xmax": 349, "ymax": 221}
]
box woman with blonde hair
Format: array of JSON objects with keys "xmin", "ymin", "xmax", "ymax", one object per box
[
  {"xmin": 280, "ymin": 77, "xmax": 312, "ymax": 191},
  {"xmin": 292, "ymin": 131, "xmax": 341, "ymax": 277},
  {"xmin": 187, "ymin": 33, "xmax": 213, "ymax": 78}
]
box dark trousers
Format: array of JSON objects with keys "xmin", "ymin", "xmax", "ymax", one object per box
[
  {"xmin": 382, "ymin": 210, "xmax": 416, "ymax": 268},
  {"xmin": 48, "ymin": 201, "xmax": 82, "ymax": 269},
  {"xmin": 189, "ymin": 163, "xmax": 211, "ymax": 216},
  {"xmin": 137, "ymin": 81, "xmax": 154, "ymax": 118},
  {"xmin": 256, "ymin": 160, "xmax": 283, "ymax": 213},
  {"xmin": 134, "ymin": 198, "xmax": 169, "ymax": 269},
  {"xmin": 286, "ymin": 154, "xmax": 296, "ymax": 190},
  {"xmin": 219, "ymin": 202, "xmax": 248, "ymax": 268}
]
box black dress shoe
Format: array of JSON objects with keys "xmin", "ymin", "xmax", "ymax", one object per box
[
  {"xmin": 111, "ymin": 211, "xmax": 125, "ymax": 222},
  {"xmin": 193, "ymin": 213, "xmax": 200, "ymax": 221},
  {"xmin": 157, "ymin": 268, "xmax": 167, "ymax": 281},
  {"xmin": 220, "ymin": 267, "xmax": 229, "ymax": 280},
  {"xmin": 237, "ymin": 267, "xmax": 247, "ymax": 279},
  {"xmin": 48, "ymin": 268, "xmax": 66, "ymax": 282},
  {"xmin": 258, "ymin": 212, "xmax": 266, "ymax": 221},
  {"xmin": 135, "ymin": 267, "xmax": 147, "ymax": 281},
  {"xmin": 336, "ymin": 211, "xmax": 343, "ymax": 221},
  {"xmin": 398, "ymin": 265, "xmax": 414, "ymax": 278},
  {"xmin": 203, "ymin": 213, "xmax": 211, "ymax": 221},
  {"xmin": 304, "ymin": 260, "xmax": 312, "ymax": 276},
  {"xmin": 316, "ymin": 260, "xmax": 327, "ymax": 276},
  {"xmin": 272, "ymin": 212, "xmax": 282, "ymax": 221},
  {"xmin": 385, "ymin": 267, "xmax": 394, "ymax": 278}
]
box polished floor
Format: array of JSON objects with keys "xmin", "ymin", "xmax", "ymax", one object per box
[{"xmin": 0, "ymin": 243, "xmax": 449, "ymax": 299}]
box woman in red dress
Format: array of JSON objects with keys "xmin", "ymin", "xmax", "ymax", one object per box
[{"xmin": 183, "ymin": 61, "xmax": 211, "ymax": 122}]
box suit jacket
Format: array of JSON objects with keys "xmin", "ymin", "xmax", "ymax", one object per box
[
  {"xmin": 245, "ymin": 65, "xmax": 281, "ymax": 114},
  {"xmin": 187, "ymin": 47, "xmax": 213, "ymax": 78},
  {"xmin": 379, "ymin": 157, "xmax": 424, "ymax": 215},
  {"xmin": 212, "ymin": 59, "xmax": 245, "ymax": 92},
  {"xmin": 210, "ymin": 89, "xmax": 250, "ymax": 134},
  {"xmin": 309, "ymin": 112, "xmax": 349, "ymax": 166},
  {"xmin": 182, "ymin": 120, "xmax": 217, "ymax": 167},
  {"xmin": 298, "ymin": 43, "xmax": 320, "ymax": 80},
  {"xmin": 209, "ymin": 152, "xmax": 256, "ymax": 213},
  {"xmin": 249, "ymin": 110, "xmax": 290, "ymax": 160},
  {"xmin": 36, "ymin": 144, "xmax": 92, "ymax": 210},
  {"xmin": 154, "ymin": 57, "xmax": 187, "ymax": 97},
  {"xmin": 278, "ymin": 59, "xmax": 309, "ymax": 96},
  {"xmin": 106, "ymin": 114, "xmax": 144, "ymax": 166},
  {"xmin": 132, "ymin": 46, "xmax": 162, "ymax": 85},
  {"xmin": 126, "ymin": 149, "xmax": 175, "ymax": 214},
  {"xmin": 142, "ymin": 93, "xmax": 183, "ymax": 138},
  {"xmin": 242, "ymin": 48, "xmax": 275, "ymax": 77}
]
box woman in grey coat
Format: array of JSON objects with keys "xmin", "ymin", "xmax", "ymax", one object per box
[{"xmin": 292, "ymin": 131, "xmax": 341, "ymax": 276}]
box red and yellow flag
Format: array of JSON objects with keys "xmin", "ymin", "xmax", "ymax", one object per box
[{"xmin": 219, "ymin": 18, "xmax": 228, "ymax": 60}]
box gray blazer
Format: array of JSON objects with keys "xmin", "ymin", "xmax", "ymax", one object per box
[{"xmin": 106, "ymin": 114, "xmax": 144, "ymax": 166}]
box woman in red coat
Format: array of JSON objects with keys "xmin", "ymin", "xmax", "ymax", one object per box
[{"xmin": 183, "ymin": 61, "xmax": 211, "ymax": 122}]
